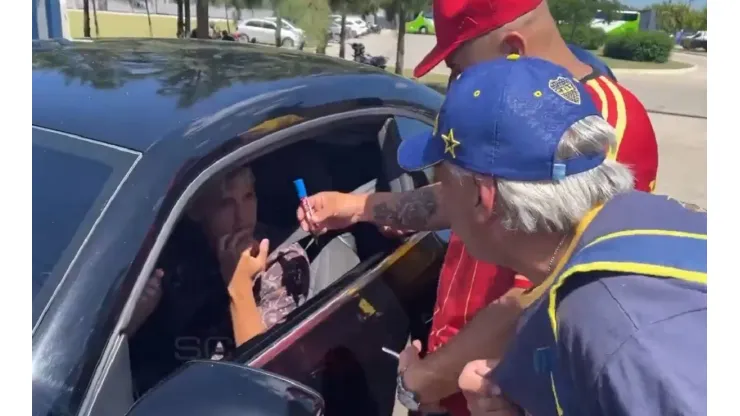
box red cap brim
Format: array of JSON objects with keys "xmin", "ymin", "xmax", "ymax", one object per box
[{"xmin": 413, "ymin": 40, "xmax": 460, "ymax": 78}]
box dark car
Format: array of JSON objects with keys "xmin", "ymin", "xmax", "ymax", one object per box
[{"xmin": 32, "ymin": 39, "xmax": 447, "ymax": 416}]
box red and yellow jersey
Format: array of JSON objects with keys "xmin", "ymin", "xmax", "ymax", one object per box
[
  {"xmin": 428, "ymin": 76, "xmax": 659, "ymax": 416},
  {"xmin": 582, "ymin": 75, "xmax": 659, "ymax": 192}
]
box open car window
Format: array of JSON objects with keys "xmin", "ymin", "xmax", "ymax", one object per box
[{"xmin": 127, "ymin": 115, "xmax": 406, "ymax": 397}]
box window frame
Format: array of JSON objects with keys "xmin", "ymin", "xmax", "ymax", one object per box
[
  {"xmin": 32, "ymin": 126, "xmax": 142, "ymax": 329},
  {"xmin": 78, "ymin": 107, "xmax": 435, "ymax": 415}
]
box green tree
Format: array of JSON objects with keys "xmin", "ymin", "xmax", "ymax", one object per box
[
  {"xmin": 550, "ymin": 0, "xmax": 619, "ymax": 41},
  {"xmin": 653, "ymin": 2, "xmax": 706, "ymax": 33},
  {"xmin": 279, "ymin": 0, "xmax": 332, "ymax": 54}
]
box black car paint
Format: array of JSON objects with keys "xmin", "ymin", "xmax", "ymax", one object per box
[
  {"xmin": 32, "ymin": 39, "xmax": 444, "ymax": 415},
  {"xmin": 127, "ymin": 361, "xmax": 324, "ymax": 416}
]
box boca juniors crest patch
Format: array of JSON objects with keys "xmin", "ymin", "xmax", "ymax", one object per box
[{"xmin": 548, "ymin": 76, "xmax": 581, "ymax": 105}]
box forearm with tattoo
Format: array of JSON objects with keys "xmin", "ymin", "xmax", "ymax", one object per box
[{"xmin": 362, "ymin": 184, "xmax": 449, "ymax": 231}]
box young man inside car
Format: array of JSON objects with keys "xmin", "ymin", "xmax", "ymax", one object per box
[
  {"xmin": 296, "ymin": 0, "xmax": 658, "ymax": 413},
  {"xmin": 128, "ymin": 164, "xmax": 310, "ymax": 394}
]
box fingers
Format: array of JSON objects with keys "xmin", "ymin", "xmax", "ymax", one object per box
[
  {"xmin": 218, "ymin": 233, "xmax": 232, "ymax": 255},
  {"xmin": 257, "ymin": 238, "xmax": 270, "ymax": 262},
  {"xmin": 459, "ymin": 360, "xmax": 499, "ymax": 396},
  {"xmin": 411, "ymin": 339, "xmax": 422, "ymax": 352},
  {"xmin": 144, "ymin": 269, "xmax": 163, "ymax": 294},
  {"xmin": 468, "ymin": 394, "xmax": 517, "ymax": 415}
]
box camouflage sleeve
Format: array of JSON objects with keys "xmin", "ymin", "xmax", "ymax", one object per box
[{"xmin": 254, "ymin": 242, "xmax": 311, "ymax": 328}]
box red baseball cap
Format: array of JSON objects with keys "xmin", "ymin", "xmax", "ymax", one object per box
[{"xmin": 413, "ymin": 0, "xmax": 543, "ymax": 78}]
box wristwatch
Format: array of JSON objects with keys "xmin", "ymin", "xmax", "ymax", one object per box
[{"xmin": 396, "ymin": 371, "xmax": 421, "ymax": 411}]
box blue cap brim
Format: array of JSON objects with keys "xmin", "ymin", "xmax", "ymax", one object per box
[{"xmin": 397, "ymin": 130, "xmax": 446, "ymax": 172}]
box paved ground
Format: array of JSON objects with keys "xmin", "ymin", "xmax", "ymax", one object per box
[{"xmin": 329, "ymin": 32, "xmax": 707, "ymax": 208}]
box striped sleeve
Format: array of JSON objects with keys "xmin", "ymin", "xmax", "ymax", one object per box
[{"xmin": 584, "ymin": 77, "xmax": 658, "ymax": 193}]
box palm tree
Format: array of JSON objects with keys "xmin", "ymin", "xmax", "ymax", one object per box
[
  {"xmin": 92, "ymin": 0, "xmax": 100, "ymax": 37},
  {"xmin": 273, "ymin": 1, "xmax": 283, "ymax": 47},
  {"xmin": 177, "ymin": 0, "xmax": 185, "ymax": 37},
  {"xmin": 385, "ymin": 0, "xmax": 429, "ymax": 75},
  {"xmin": 196, "ymin": 0, "xmax": 209, "ymax": 38},
  {"xmin": 145, "ymin": 0, "xmax": 154, "ymax": 37},
  {"xmin": 185, "ymin": 0, "xmax": 192, "ymax": 36},
  {"xmin": 83, "ymin": 0, "xmax": 91, "ymax": 38},
  {"xmin": 394, "ymin": 1, "xmax": 406, "ymax": 75}
]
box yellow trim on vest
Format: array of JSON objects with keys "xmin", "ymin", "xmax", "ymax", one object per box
[
  {"xmin": 548, "ymin": 258, "xmax": 707, "ymax": 342},
  {"xmin": 550, "ymin": 374, "xmax": 564, "ymax": 416},
  {"xmin": 518, "ymin": 206, "xmax": 604, "ymax": 307},
  {"xmin": 545, "ymin": 229, "xmax": 707, "ymax": 415},
  {"xmin": 584, "ymin": 229, "xmax": 707, "ymax": 250}
]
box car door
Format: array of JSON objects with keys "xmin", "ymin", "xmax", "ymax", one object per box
[
  {"xmin": 233, "ymin": 116, "xmax": 444, "ymax": 416},
  {"xmin": 262, "ymin": 21, "xmax": 278, "ymax": 45}
]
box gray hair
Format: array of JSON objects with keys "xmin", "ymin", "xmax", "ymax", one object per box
[{"xmin": 447, "ymin": 115, "xmax": 635, "ymax": 233}]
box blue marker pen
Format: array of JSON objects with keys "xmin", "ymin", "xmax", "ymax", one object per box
[
  {"xmin": 293, "ymin": 178, "xmax": 315, "ymax": 220},
  {"xmin": 294, "ymin": 179, "xmax": 318, "ymax": 250}
]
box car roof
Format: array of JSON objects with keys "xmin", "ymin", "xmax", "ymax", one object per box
[{"xmin": 32, "ymin": 39, "xmax": 440, "ymax": 153}]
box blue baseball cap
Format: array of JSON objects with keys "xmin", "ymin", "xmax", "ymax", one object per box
[{"xmin": 398, "ymin": 55, "xmax": 606, "ymax": 181}]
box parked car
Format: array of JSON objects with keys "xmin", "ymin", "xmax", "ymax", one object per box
[
  {"xmin": 333, "ymin": 15, "xmax": 369, "ymax": 36},
  {"xmin": 405, "ymin": 11, "xmax": 435, "ymax": 35},
  {"xmin": 32, "ymin": 38, "xmax": 445, "ymax": 416},
  {"xmin": 265, "ymin": 17, "xmax": 305, "ymax": 38},
  {"xmin": 329, "ymin": 21, "xmax": 357, "ymax": 40},
  {"xmin": 237, "ymin": 18, "xmax": 305, "ymax": 49},
  {"xmin": 681, "ymin": 30, "xmax": 707, "ymax": 51}
]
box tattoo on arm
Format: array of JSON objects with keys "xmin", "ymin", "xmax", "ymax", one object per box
[{"xmin": 372, "ymin": 188, "xmax": 439, "ymax": 230}]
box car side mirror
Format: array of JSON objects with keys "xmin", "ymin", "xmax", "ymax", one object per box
[{"xmin": 126, "ymin": 361, "xmax": 324, "ymax": 416}]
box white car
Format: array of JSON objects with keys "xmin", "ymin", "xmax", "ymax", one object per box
[
  {"xmin": 333, "ymin": 15, "xmax": 368, "ymax": 36},
  {"xmin": 236, "ymin": 18, "xmax": 305, "ymax": 49},
  {"xmin": 329, "ymin": 21, "xmax": 357, "ymax": 39},
  {"xmin": 265, "ymin": 17, "xmax": 305, "ymax": 37}
]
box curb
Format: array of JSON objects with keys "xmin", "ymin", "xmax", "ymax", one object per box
[{"xmin": 612, "ymin": 63, "xmax": 697, "ymax": 75}]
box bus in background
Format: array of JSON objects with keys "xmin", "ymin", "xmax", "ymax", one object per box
[{"xmin": 590, "ymin": 10, "xmax": 640, "ymax": 35}]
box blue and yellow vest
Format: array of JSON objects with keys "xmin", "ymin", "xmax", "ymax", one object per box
[{"xmin": 513, "ymin": 191, "xmax": 706, "ymax": 415}]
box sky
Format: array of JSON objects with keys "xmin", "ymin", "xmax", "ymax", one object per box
[{"xmin": 622, "ymin": 0, "xmax": 707, "ymax": 9}]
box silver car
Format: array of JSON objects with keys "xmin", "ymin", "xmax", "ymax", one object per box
[
  {"xmin": 329, "ymin": 21, "xmax": 356, "ymax": 40},
  {"xmin": 236, "ymin": 18, "xmax": 305, "ymax": 49}
]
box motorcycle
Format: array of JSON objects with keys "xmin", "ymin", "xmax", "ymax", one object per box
[
  {"xmin": 350, "ymin": 43, "xmax": 387, "ymax": 69},
  {"xmin": 368, "ymin": 23, "xmax": 382, "ymax": 34}
]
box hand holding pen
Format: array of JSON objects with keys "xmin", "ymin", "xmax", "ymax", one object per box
[{"xmin": 295, "ymin": 188, "xmax": 364, "ymax": 235}]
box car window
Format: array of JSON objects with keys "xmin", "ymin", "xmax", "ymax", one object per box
[
  {"xmin": 264, "ymin": 22, "xmax": 277, "ymax": 30},
  {"xmin": 423, "ymin": 12, "xmax": 433, "ymax": 19},
  {"xmin": 246, "ymin": 21, "xmax": 260, "ymax": 27},
  {"xmin": 128, "ymin": 116, "xmax": 398, "ymax": 397},
  {"xmin": 620, "ymin": 12, "xmax": 638, "ymax": 22},
  {"xmin": 32, "ymin": 128, "xmax": 138, "ymax": 322},
  {"xmin": 394, "ymin": 116, "xmax": 435, "ymax": 183}
]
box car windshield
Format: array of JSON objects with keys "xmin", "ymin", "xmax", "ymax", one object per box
[
  {"xmin": 267, "ymin": 18, "xmax": 295, "ymax": 30},
  {"xmin": 33, "ymin": 129, "xmax": 137, "ymax": 321}
]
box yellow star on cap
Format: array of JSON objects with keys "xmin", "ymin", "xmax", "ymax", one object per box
[{"xmin": 442, "ymin": 129, "xmax": 460, "ymax": 158}]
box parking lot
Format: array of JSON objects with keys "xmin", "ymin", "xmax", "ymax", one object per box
[{"xmin": 329, "ymin": 32, "xmax": 707, "ymax": 208}]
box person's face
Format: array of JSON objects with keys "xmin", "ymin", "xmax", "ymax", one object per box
[
  {"xmin": 198, "ymin": 169, "xmax": 258, "ymax": 250},
  {"xmin": 434, "ymin": 164, "xmax": 508, "ymax": 264},
  {"xmin": 445, "ymin": 30, "xmax": 527, "ymax": 86}
]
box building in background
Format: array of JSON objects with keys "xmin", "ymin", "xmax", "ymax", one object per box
[{"xmin": 33, "ymin": 0, "xmax": 70, "ymax": 39}]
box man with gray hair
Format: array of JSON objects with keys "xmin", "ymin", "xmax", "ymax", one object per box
[{"xmin": 397, "ymin": 56, "xmax": 707, "ymax": 415}]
